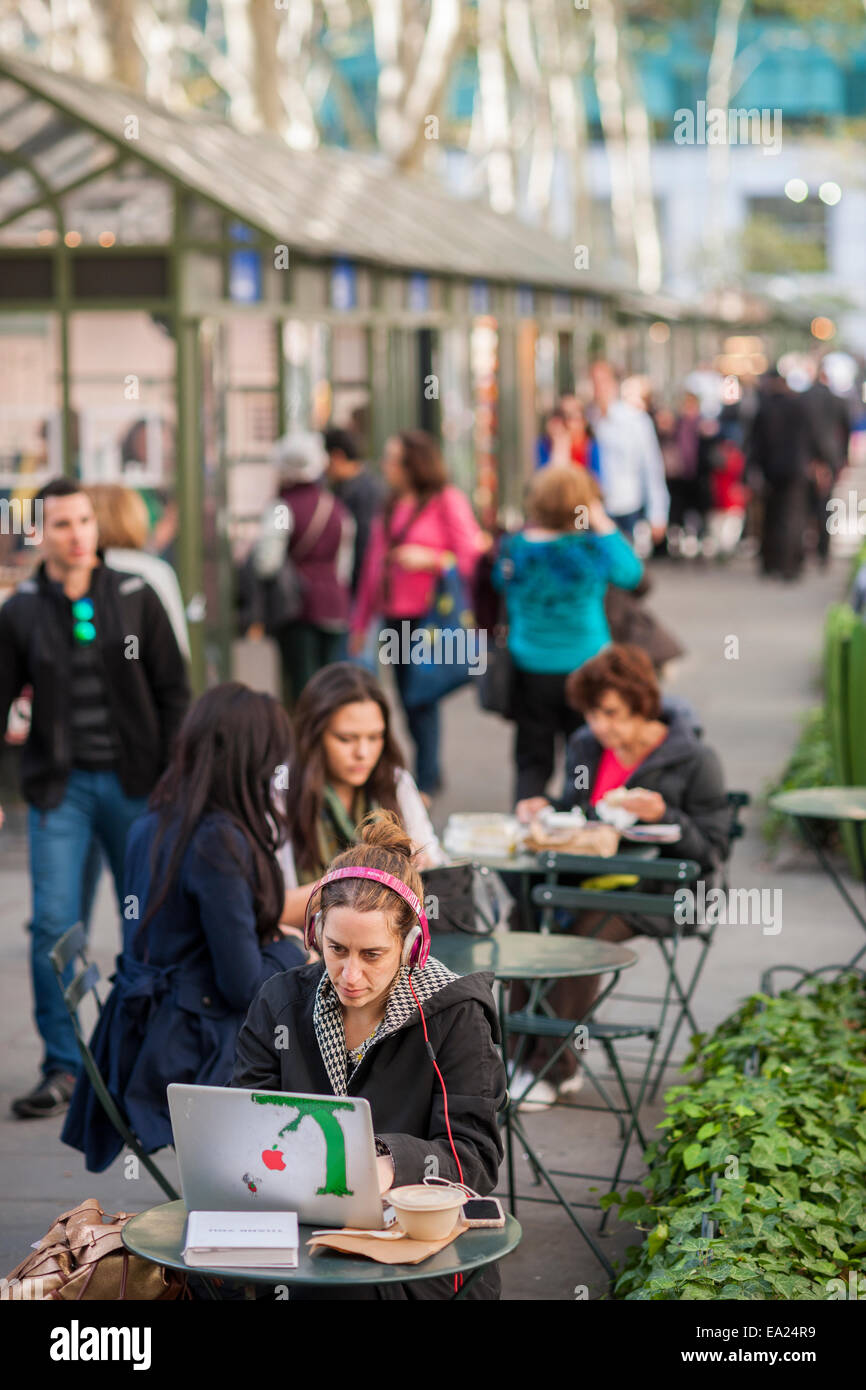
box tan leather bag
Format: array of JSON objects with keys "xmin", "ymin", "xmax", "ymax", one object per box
[{"xmin": 4, "ymin": 1198, "xmax": 189, "ymax": 1301}]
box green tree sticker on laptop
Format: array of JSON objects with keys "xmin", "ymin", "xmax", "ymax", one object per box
[{"xmin": 252, "ymin": 1094, "xmax": 356, "ymax": 1197}]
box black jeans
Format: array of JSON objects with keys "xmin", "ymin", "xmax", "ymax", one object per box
[
  {"xmin": 760, "ymin": 478, "xmax": 807, "ymax": 580},
  {"xmin": 512, "ymin": 665, "xmax": 583, "ymax": 802},
  {"xmin": 276, "ymin": 622, "xmax": 344, "ymax": 708}
]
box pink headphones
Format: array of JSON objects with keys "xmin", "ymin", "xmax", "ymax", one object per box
[{"xmin": 303, "ymin": 866, "xmax": 431, "ymax": 968}]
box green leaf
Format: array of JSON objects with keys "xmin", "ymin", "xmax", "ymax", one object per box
[
  {"xmin": 682, "ymin": 1143, "xmax": 705, "ymax": 1171},
  {"xmin": 697, "ymin": 1121, "xmax": 721, "ymax": 1141}
]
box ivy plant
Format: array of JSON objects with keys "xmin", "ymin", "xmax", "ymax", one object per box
[{"xmin": 607, "ymin": 976, "xmax": 866, "ymax": 1300}]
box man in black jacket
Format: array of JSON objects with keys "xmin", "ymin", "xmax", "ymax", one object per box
[
  {"xmin": 748, "ymin": 370, "xmax": 821, "ymax": 581},
  {"xmin": 0, "ymin": 478, "xmax": 189, "ymax": 1118}
]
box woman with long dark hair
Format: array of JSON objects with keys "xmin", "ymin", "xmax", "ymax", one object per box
[
  {"xmin": 348, "ymin": 430, "xmax": 483, "ymax": 796},
  {"xmin": 280, "ymin": 662, "xmax": 445, "ymax": 927},
  {"xmin": 61, "ymin": 683, "xmax": 308, "ymax": 1172}
]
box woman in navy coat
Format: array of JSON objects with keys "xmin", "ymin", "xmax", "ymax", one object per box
[{"xmin": 62, "ymin": 683, "xmax": 307, "ymax": 1170}]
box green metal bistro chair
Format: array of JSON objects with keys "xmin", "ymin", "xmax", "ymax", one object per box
[
  {"xmin": 529, "ymin": 790, "xmax": 751, "ymax": 1105},
  {"xmin": 49, "ymin": 924, "xmax": 180, "ymax": 1202},
  {"xmin": 643, "ymin": 789, "xmax": 750, "ymax": 1097},
  {"xmin": 512, "ymin": 859, "xmax": 700, "ymax": 1226}
]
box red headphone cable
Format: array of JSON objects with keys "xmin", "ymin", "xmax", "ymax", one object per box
[{"xmin": 408, "ymin": 969, "xmax": 464, "ymax": 1292}]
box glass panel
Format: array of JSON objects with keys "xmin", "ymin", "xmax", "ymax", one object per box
[
  {"xmin": 223, "ymin": 319, "xmax": 280, "ymax": 551},
  {"xmin": 183, "ymin": 196, "xmax": 223, "ymax": 241},
  {"xmin": 69, "ymin": 311, "xmax": 177, "ymax": 560},
  {"xmin": 185, "ymin": 251, "xmax": 224, "ymax": 301},
  {"xmin": 0, "ymin": 156, "xmax": 43, "ymax": 232},
  {"xmin": 282, "ymin": 318, "xmax": 330, "ymax": 431},
  {"xmin": 0, "ymin": 313, "xmax": 60, "ymax": 579},
  {"xmin": 440, "ymin": 325, "xmax": 474, "ymax": 495},
  {"xmin": 62, "ymin": 166, "xmax": 173, "ymax": 246},
  {"xmin": 329, "ymin": 325, "xmax": 370, "ymax": 439},
  {"xmin": 0, "ymin": 210, "xmax": 58, "ymax": 248}
]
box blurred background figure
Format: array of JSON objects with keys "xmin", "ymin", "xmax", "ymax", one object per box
[
  {"xmin": 118, "ymin": 418, "xmax": 178, "ymax": 562},
  {"xmin": 535, "ymin": 407, "xmax": 574, "ymax": 469},
  {"xmin": 802, "ymin": 364, "xmax": 852, "ymax": 568},
  {"xmin": 262, "ymin": 432, "xmax": 355, "ymax": 709},
  {"xmin": 748, "ymin": 369, "xmax": 821, "ymax": 582},
  {"xmin": 588, "ymin": 360, "xmax": 669, "ymax": 542},
  {"xmin": 493, "ymin": 465, "xmax": 642, "ymax": 803},
  {"xmin": 535, "ymin": 396, "xmax": 599, "ymax": 472},
  {"xmin": 350, "ymin": 429, "xmax": 483, "ymax": 797},
  {"xmin": 87, "ymin": 483, "xmax": 189, "ymax": 660},
  {"xmin": 323, "ymin": 426, "xmax": 386, "ymax": 597}
]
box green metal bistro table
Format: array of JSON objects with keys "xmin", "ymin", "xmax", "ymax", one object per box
[
  {"xmin": 466, "ymin": 844, "xmax": 658, "ymax": 933},
  {"xmin": 430, "ymin": 931, "xmax": 637, "ymax": 1277},
  {"xmin": 123, "ymin": 1200, "xmax": 521, "ymax": 1301},
  {"xmin": 767, "ymin": 787, "xmax": 866, "ymax": 969}
]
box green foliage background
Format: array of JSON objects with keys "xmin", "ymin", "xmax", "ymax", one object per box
[{"xmin": 609, "ymin": 976, "xmax": 866, "ymax": 1300}]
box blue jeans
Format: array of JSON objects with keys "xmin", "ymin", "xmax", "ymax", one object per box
[
  {"xmin": 28, "ymin": 769, "xmax": 148, "ymax": 1078},
  {"xmin": 610, "ymin": 509, "xmax": 644, "ymax": 539}
]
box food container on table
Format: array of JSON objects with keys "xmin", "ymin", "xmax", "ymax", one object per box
[
  {"xmin": 386, "ymin": 1184, "xmax": 467, "ymax": 1241},
  {"xmin": 443, "ymin": 813, "xmax": 520, "ymax": 860}
]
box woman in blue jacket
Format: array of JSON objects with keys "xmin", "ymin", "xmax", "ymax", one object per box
[
  {"xmin": 494, "ymin": 465, "xmax": 642, "ymax": 802},
  {"xmin": 62, "ymin": 683, "xmax": 308, "ymax": 1171}
]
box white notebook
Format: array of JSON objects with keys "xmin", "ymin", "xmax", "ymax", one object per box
[{"xmin": 183, "ymin": 1210, "xmax": 300, "ymax": 1268}]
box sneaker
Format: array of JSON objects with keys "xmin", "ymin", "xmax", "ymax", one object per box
[
  {"xmin": 509, "ymin": 1067, "xmax": 557, "ymax": 1112},
  {"xmin": 557, "ymin": 1070, "xmax": 585, "ymax": 1099},
  {"xmin": 11, "ymin": 1071, "xmax": 76, "ymax": 1119}
]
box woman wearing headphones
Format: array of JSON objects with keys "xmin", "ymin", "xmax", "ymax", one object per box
[{"xmin": 232, "ymin": 810, "xmax": 506, "ymax": 1301}]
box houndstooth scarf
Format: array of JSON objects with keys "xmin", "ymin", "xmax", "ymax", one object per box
[{"xmin": 313, "ymin": 957, "xmax": 458, "ymax": 1097}]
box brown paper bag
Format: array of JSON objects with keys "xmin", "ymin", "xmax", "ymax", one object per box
[
  {"xmin": 523, "ymin": 820, "xmax": 620, "ymax": 857},
  {"xmin": 307, "ymin": 1219, "xmax": 469, "ymax": 1266}
]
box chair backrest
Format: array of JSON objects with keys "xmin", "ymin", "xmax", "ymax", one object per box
[
  {"xmin": 48, "ymin": 927, "xmax": 104, "ymax": 1046},
  {"xmin": 48, "ymin": 922, "xmax": 89, "ymax": 980},
  {"xmin": 726, "ymin": 790, "xmax": 750, "ymax": 843},
  {"xmin": 535, "ymin": 851, "xmax": 701, "ymax": 884}
]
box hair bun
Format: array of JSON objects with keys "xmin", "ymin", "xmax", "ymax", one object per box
[{"xmin": 357, "ymin": 808, "xmax": 414, "ymax": 862}]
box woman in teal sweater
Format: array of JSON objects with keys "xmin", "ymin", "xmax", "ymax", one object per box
[{"xmin": 493, "ymin": 465, "xmax": 643, "ymax": 800}]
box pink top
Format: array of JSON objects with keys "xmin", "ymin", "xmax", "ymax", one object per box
[
  {"xmin": 351, "ymin": 485, "xmax": 482, "ymax": 633},
  {"xmin": 590, "ymin": 748, "xmax": 640, "ymax": 806}
]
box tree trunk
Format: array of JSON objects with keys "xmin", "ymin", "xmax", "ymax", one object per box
[
  {"xmin": 620, "ymin": 45, "xmax": 662, "ymax": 293},
  {"xmin": 477, "ymin": 0, "xmax": 515, "ymax": 214},
  {"xmin": 590, "ymin": 0, "xmax": 635, "ymax": 278},
  {"xmin": 704, "ymin": 0, "xmax": 747, "ymax": 278}
]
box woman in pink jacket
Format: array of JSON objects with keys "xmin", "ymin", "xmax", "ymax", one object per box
[{"xmin": 349, "ymin": 430, "xmax": 482, "ymax": 796}]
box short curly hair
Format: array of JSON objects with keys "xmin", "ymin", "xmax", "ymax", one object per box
[{"xmin": 565, "ymin": 644, "xmax": 661, "ymax": 720}]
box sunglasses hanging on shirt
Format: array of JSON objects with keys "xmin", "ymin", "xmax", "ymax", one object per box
[{"xmin": 71, "ymin": 597, "xmax": 96, "ymax": 644}]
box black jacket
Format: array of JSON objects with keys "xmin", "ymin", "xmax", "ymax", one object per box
[
  {"xmin": 747, "ymin": 385, "xmax": 820, "ymax": 486},
  {"xmin": 232, "ymin": 961, "xmax": 506, "ymax": 1300},
  {"xmin": 555, "ymin": 709, "xmax": 729, "ymax": 873},
  {"xmin": 0, "ymin": 561, "xmax": 190, "ymax": 810}
]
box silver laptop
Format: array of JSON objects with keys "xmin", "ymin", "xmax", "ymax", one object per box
[{"xmin": 167, "ymin": 1083, "xmax": 385, "ymax": 1230}]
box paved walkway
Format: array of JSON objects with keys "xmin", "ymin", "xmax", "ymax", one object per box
[{"xmin": 0, "ymin": 537, "xmax": 861, "ymax": 1299}]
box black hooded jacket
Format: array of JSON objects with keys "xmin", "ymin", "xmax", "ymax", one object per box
[
  {"xmin": 554, "ymin": 708, "xmax": 729, "ymax": 873},
  {"xmin": 231, "ymin": 959, "xmax": 507, "ymax": 1300},
  {"xmin": 0, "ymin": 560, "xmax": 189, "ymax": 810}
]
